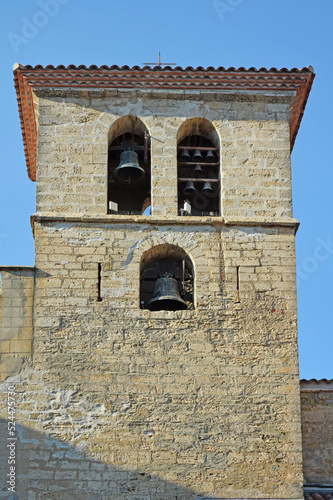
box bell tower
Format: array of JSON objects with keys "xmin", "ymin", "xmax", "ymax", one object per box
[{"xmin": 0, "ymin": 63, "xmax": 314, "ymax": 499}]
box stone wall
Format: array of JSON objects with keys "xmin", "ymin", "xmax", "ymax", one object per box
[
  {"xmin": 0, "ymin": 220, "xmax": 303, "ymax": 499},
  {"xmin": 301, "ymin": 381, "xmax": 333, "ymax": 484},
  {"xmin": 0, "ymin": 267, "xmax": 34, "ymax": 382}
]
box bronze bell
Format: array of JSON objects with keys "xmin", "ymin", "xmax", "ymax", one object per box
[
  {"xmin": 179, "ymin": 149, "xmax": 191, "ymax": 162},
  {"xmin": 183, "ymin": 181, "xmax": 196, "ymax": 195},
  {"xmin": 202, "ymin": 181, "xmax": 214, "ymax": 193},
  {"xmin": 113, "ymin": 150, "xmax": 146, "ymax": 187},
  {"xmin": 192, "ymin": 149, "xmax": 203, "ymax": 161},
  {"xmin": 205, "ymin": 150, "xmax": 215, "ymax": 162},
  {"xmin": 146, "ymin": 273, "xmax": 187, "ymax": 311},
  {"xmin": 194, "ymin": 163, "xmax": 203, "ymax": 175}
]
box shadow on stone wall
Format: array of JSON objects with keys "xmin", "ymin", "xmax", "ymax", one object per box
[{"xmin": 0, "ymin": 419, "xmax": 211, "ymax": 500}]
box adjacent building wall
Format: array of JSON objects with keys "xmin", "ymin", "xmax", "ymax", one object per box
[
  {"xmin": 0, "ymin": 267, "xmax": 34, "ymax": 382},
  {"xmin": 301, "ymin": 380, "xmax": 333, "ymax": 485}
]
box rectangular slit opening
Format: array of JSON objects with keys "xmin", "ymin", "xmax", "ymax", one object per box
[
  {"xmin": 97, "ymin": 263, "xmax": 102, "ymax": 302},
  {"xmin": 236, "ymin": 266, "xmax": 240, "ymax": 302}
]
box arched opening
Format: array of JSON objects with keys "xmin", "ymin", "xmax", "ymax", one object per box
[
  {"xmin": 140, "ymin": 244, "xmax": 194, "ymax": 311},
  {"xmin": 108, "ymin": 116, "xmax": 151, "ymax": 215},
  {"xmin": 177, "ymin": 118, "xmax": 220, "ymax": 216}
]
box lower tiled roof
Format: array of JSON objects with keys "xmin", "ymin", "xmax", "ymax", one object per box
[
  {"xmin": 305, "ymin": 493, "xmax": 333, "ymax": 500},
  {"xmin": 301, "ymin": 379, "xmax": 333, "ymax": 384},
  {"xmin": 300, "ymin": 379, "xmax": 333, "ymax": 391},
  {"xmin": 304, "ymin": 486, "xmax": 333, "ymax": 500}
]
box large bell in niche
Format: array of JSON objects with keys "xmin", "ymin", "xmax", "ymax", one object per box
[
  {"xmin": 113, "ymin": 150, "xmax": 146, "ymax": 187},
  {"xmin": 146, "ymin": 273, "xmax": 188, "ymax": 311}
]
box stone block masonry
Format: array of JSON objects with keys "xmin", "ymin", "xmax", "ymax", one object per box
[
  {"xmin": 34, "ymin": 88, "xmax": 294, "ymax": 220},
  {"xmin": 0, "ymin": 219, "xmax": 303, "ymax": 498}
]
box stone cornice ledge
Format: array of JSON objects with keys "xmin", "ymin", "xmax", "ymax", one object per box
[
  {"xmin": 30, "ymin": 213, "xmax": 299, "ymax": 233},
  {"xmin": 223, "ymin": 216, "xmax": 299, "ymax": 231},
  {"xmin": 0, "ymin": 265, "xmax": 35, "ymax": 271}
]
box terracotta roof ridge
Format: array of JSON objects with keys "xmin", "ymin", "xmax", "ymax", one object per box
[{"xmin": 12, "ymin": 63, "xmax": 315, "ymax": 73}]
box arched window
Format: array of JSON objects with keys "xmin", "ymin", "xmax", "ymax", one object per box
[
  {"xmin": 140, "ymin": 245, "xmax": 194, "ymax": 311},
  {"xmin": 108, "ymin": 116, "xmax": 151, "ymax": 215},
  {"xmin": 177, "ymin": 118, "xmax": 220, "ymax": 216}
]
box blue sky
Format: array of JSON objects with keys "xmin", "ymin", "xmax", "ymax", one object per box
[{"xmin": 0, "ymin": 0, "xmax": 332, "ymax": 380}]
